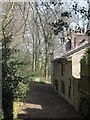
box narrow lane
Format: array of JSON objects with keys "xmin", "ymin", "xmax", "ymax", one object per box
[{"xmin": 18, "ymin": 82, "xmax": 82, "ymax": 119}]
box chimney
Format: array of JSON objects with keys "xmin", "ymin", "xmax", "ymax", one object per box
[{"xmin": 71, "ymin": 28, "xmax": 75, "ymax": 49}]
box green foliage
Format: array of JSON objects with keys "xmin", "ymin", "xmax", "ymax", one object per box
[
  {"xmin": 72, "ymin": 2, "xmax": 89, "ymax": 36},
  {"xmin": 2, "ymin": 35, "xmax": 31, "ymax": 119},
  {"xmin": 61, "ymin": 11, "xmax": 70, "ymax": 18},
  {"xmin": 85, "ymin": 47, "xmax": 90, "ymax": 56},
  {"xmin": 85, "ymin": 29, "xmax": 90, "ymax": 36},
  {"xmin": 30, "ymin": 70, "xmax": 40, "ymax": 77},
  {"xmin": 80, "ymin": 47, "xmax": 90, "ymax": 62},
  {"xmin": 2, "ymin": 35, "xmax": 17, "ymax": 119},
  {"xmin": 51, "ymin": 19, "xmax": 68, "ymax": 35},
  {"xmin": 16, "ymin": 80, "xmax": 30, "ymax": 102},
  {"xmin": 80, "ymin": 55, "xmax": 86, "ymax": 63},
  {"xmin": 11, "ymin": 51, "xmax": 31, "ymax": 101}
]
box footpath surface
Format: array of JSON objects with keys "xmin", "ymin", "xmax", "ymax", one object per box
[{"xmin": 18, "ymin": 82, "xmax": 82, "ymax": 119}]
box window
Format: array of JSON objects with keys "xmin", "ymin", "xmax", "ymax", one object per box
[
  {"xmin": 61, "ymin": 80, "xmax": 65, "ymax": 94},
  {"xmin": 61, "ymin": 62, "xmax": 65, "ymax": 76},
  {"xmin": 66, "ymin": 39, "xmax": 71, "ymax": 51},
  {"xmin": 68, "ymin": 79, "xmax": 71, "ymax": 98},
  {"xmin": 55, "ymin": 79, "xmax": 58, "ymax": 92}
]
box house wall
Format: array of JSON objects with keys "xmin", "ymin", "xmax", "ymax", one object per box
[
  {"xmin": 53, "ymin": 60, "xmax": 74, "ymax": 106},
  {"xmin": 72, "ymin": 47, "xmax": 89, "ymax": 111},
  {"xmin": 60, "ymin": 61, "xmax": 74, "ymax": 106},
  {"xmin": 72, "ymin": 48, "xmax": 86, "ymax": 79},
  {"xmin": 53, "ymin": 61, "xmax": 61, "ymax": 93},
  {"xmin": 52, "ymin": 59, "xmax": 82, "ymax": 111},
  {"xmin": 73, "ymin": 79, "xmax": 81, "ymax": 111},
  {"xmin": 80, "ymin": 57, "xmax": 90, "ymax": 94},
  {"xmin": 51, "ymin": 37, "xmax": 90, "ymax": 112}
]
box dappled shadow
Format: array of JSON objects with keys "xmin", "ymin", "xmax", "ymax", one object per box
[
  {"xmin": 18, "ymin": 82, "xmax": 82, "ymax": 119},
  {"xmin": 18, "ymin": 108, "xmax": 50, "ymax": 119}
]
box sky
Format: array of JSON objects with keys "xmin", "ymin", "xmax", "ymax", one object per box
[{"xmin": 1, "ymin": 0, "xmax": 88, "ymax": 31}]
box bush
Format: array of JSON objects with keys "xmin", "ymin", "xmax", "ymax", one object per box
[
  {"xmin": 2, "ymin": 35, "xmax": 31, "ymax": 119},
  {"xmin": 30, "ymin": 70, "xmax": 40, "ymax": 77},
  {"xmin": 16, "ymin": 80, "xmax": 30, "ymax": 102},
  {"xmin": 80, "ymin": 47, "xmax": 90, "ymax": 63}
]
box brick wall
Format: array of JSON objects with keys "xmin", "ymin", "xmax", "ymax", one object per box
[
  {"xmin": 75, "ymin": 34, "xmax": 88, "ymax": 46},
  {"xmin": 71, "ymin": 30, "xmax": 75, "ymax": 49}
]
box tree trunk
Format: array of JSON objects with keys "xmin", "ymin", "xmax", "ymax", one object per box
[{"xmin": 31, "ymin": 33, "xmax": 35, "ymax": 70}]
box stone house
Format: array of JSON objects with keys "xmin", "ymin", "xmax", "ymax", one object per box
[{"xmin": 51, "ymin": 30, "xmax": 90, "ymax": 112}]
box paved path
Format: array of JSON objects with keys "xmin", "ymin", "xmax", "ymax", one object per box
[{"xmin": 18, "ymin": 82, "xmax": 82, "ymax": 119}]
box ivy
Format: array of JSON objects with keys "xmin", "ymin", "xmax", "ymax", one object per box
[
  {"xmin": 80, "ymin": 47, "xmax": 90, "ymax": 63},
  {"xmin": 2, "ymin": 35, "xmax": 31, "ymax": 119}
]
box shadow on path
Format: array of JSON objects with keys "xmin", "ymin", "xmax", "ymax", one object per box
[{"xmin": 18, "ymin": 82, "xmax": 82, "ymax": 119}]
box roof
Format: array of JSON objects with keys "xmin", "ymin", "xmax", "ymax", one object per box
[{"xmin": 52, "ymin": 42, "xmax": 90, "ymax": 62}]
